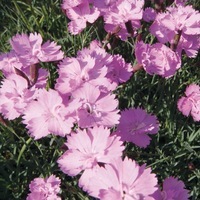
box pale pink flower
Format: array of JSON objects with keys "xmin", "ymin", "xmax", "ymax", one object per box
[
  {"xmin": 106, "ymin": 54, "xmax": 133, "ymax": 87},
  {"xmin": 72, "ymin": 83, "xmax": 120, "ymax": 128},
  {"xmin": 143, "ymin": 7, "xmax": 156, "ymax": 22},
  {"xmin": 23, "ymin": 89, "xmax": 75, "ymax": 139},
  {"xmin": 161, "ymin": 177, "xmax": 189, "ymax": 200},
  {"xmin": 115, "ymin": 108, "xmax": 159, "ymax": 148},
  {"xmin": 135, "ymin": 41, "xmax": 181, "ymax": 78},
  {"xmin": 0, "ymin": 74, "xmax": 37, "ymax": 120},
  {"xmin": 27, "ymin": 175, "xmax": 61, "ymax": 200},
  {"xmin": 57, "ymin": 126, "xmax": 124, "ymax": 176},
  {"xmin": 10, "ymin": 32, "xmax": 64, "ymax": 65},
  {"xmin": 104, "ymin": 0, "xmax": 144, "ymax": 40},
  {"xmin": 79, "ymin": 157, "xmax": 158, "ymax": 199},
  {"xmin": 65, "ymin": 2, "xmax": 100, "ymax": 34},
  {"xmin": 61, "ymin": 0, "xmax": 86, "ymax": 9},
  {"xmin": 55, "ymin": 55, "xmax": 111, "ymax": 95},
  {"xmin": 92, "ymin": 0, "xmax": 115, "ymax": 16},
  {"xmin": 177, "ymin": 84, "xmax": 200, "ymax": 121},
  {"xmin": 150, "ymin": 4, "xmax": 200, "ymax": 51},
  {"xmin": 0, "ymin": 51, "xmax": 23, "ymax": 76}
]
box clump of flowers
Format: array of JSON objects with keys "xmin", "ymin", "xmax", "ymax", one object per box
[
  {"xmin": 177, "ymin": 84, "xmax": 200, "ymax": 122},
  {"xmin": 27, "ymin": 175, "xmax": 61, "ymax": 200}
]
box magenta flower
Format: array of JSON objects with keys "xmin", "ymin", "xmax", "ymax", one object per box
[
  {"xmin": 115, "ymin": 108, "xmax": 159, "ymax": 148},
  {"xmin": 57, "ymin": 126, "xmax": 124, "ymax": 176},
  {"xmin": 23, "ymin": 89, "xmax": 75, "ymax": 139},
  {"xmin": 135, "ymin": 41, "xmax": 181, "ymax": 78},
  {"xmin": 177, "ymin": 84, "xmax": 200, "ymax": 122},
  {"xmin": 161, "ymin": 177, "xmax": 189, "ymax": 200},
  {"xmin": 72, "ymin": 83, "xmax": 120, "ymax": 128},
  {"xmin": 143, "ymin": 7, "xmax": 156, "ymax": 22},
  {"xmin": 27, "ymin": 175, "xmax": 61, "ymax": 200},
  {"xmin": 10, "ymin": 32, "xmax": 64, "ymax": 65},
  {"xmin": 65, "ymin": 2, "xmax": 100, "ymax": 34},
  {"xmin": 79, "ymin": 157, "xmax": 158, "ymax": 199},
  {"xmin": 0, "ymin": 74, "xmax": 37, "ymax": 120}
]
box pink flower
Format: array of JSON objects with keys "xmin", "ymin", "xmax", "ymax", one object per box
[
  {"xmin": 135, "ymin": 41, "xmax": 181, "ymax": 78},
  {"xmin": 10, "ymin": 32, "xmax": 64, "ymax": 65},
  {"xmin": 150, "ymin": 5, "xmax": 200, "ymax": 47},
  {"xmin": 106, "ymin": 54, "xmax": 133, "ymax": 87},
  {"xmin": 115, "ymin": 108, "xmax": 159, "ymax": 148},
  {"xmin": 143, "ymin": 7, "xmax": 156, "ymax": 22},
  {"xmin": 79, "ymin": 157, "xmax": 158, "ymax": 199},
  {"xmin": 177, "ymin": 84, "xmax": 200, "ymax": 121},
  {"xmin": 23, "ymin": 89, "xmax": 75, "ymax": 139},
  {"xmin": 55, "ymin": 55, "xmax": 111, "ymax": 95},
  {"xmin": 27, "ymin": 175, "xmax": 61, "ymax": 200},
  {"xmin": 65, "ymin": 2, "xmax": 100, "ymax": 34},
  {"xmin": 104, "ymin": 0, "xmax": 144, "ymax": 40},
  {"xmin": 0, "ymin": 51, "xmax": 23, "ymax": 76},
  {"xmin": 72, "ymin": 83, "xmax": 120, "ymax": 128},
  {"xmin": 161, "ymin": 177, "xmax": 189, "ymax": 200},
  {"xmin": 0, "ymin": 74, "xmax": 37, "ymax": 120},
  {"xmin": 57, "ymin": 126, "xmax": 124, "ymax": 176}
]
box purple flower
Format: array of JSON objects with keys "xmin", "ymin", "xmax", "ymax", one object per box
[{"xmin": 115, "ymin": 108, "xmax": 159, "ymax": 148}]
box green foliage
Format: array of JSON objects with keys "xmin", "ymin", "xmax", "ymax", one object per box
[{"xmin": 0, "ymin": 0, "xmax": 199, "ymax": 199}]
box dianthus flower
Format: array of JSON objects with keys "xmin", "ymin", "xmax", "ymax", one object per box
[
  {"xmin": 135, "ymin": 41, "xmax": 181, "ymax": 78},
  {"xmin": 23, "ymin": 89, "xmax": 75, "ymax": 139},
  {"xmin": 161, "ymin": 177, "xmax": 189, "ymax": 200},
  {"xmin": 57, "ymin": 126, "xmax": 124, "ymax": 176},
  {"xmin": 27, "ymin": 175, "xmax": 61, "ymax": 200},
  {"xmin": 63, "ymin": 2, "xmax": 100, "ymax": 34},
  {"xmin": 114, "ymin": 108, "xmax": 159, "ymax": 148},
  {"xmin": 177, "ymin": 84, "xmax": 200, "ymax": 121},
  {"xmin": 55, "ymin": 55, "xmax": 111, "ymax": 95},
  {"xmin": 0, "ymin": 74, "xmax": 37, "ymax": 120},
  {"xmin": 150, "ymin": 4, "xmax": 200, "ymax": 56},
  {"xmin": 104, "ymin": 0, "xmax": 144, "ymax": 40},
  {"xmin": 79, "ymin": 157, "xmax": 158, "ymax": 199},
  {"xmin": 10, "ymin": 32, "xmax": 64, "ymax": 65},
  {"xmin": 72, "ymin": 83, "xmax": 120, "ymax": 128},
  {"xmin": 0, "ymin": 51, "xmax": 23, "ymax": 76}
]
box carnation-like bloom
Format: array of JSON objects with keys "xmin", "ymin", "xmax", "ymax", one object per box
[
  {"xmin": 115, "ymin": 108, "xmax": 159, "ymax": 148},
  {"xmin": 177, "ymin": 84, "xmax": 200, "ymax": 121},
  {"xmin": 23, "ymin": 89, "xmax": 75, "ymax": 139},
  {"xmin": 135, "ymin": 41, "xmax": 181, "ymax": 78},
  {"xmin": 27, "ymin": 175, "xmax": 61, "ymax": 200},
  {"xmin": 0, "ymin": 74, "xmax": 36, "ymax": 120},
  {"xmin": 57, "ymin": 126, "xmax": 125, "ymax": 176},
  {"xmin": 64, "ymin": 2, "xmax": 100, "ymax": 34},
  {"xmin": 104, "ymin": 0, "xmax": 144, "ymax": 40},
  {"xmin": 0, "ymin": 51, "xmax": 23, "ymax": 76},
  {"xmin": 79, "ymin": 157, "xmax": 158, "ymax": 199},
  {"xmin": 10, "ymin": 32, "xmax": 64, "ymax": 65},
  {"xmin": 72, "ymin": 83, "xmax": 120, "ymax": 128},
  {"xmin": 161, "ymin": 177, "xmax": 189, "ymax": 200}
]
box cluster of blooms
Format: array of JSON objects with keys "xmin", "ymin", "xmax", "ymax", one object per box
[
  {"xmin": 62, "ymin": 0, "xmax": 144, "ymax": 40},
  {"xmin": 177, "ymin": 84, "xmax": 200, "ymax": 121},
  {"xmin": 27, "ymin": 175, "xmax": 61, "ymax": 200},
  {"xmin": 0, "ymin": 0, "xmax": 198, "ymax": 199}
]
